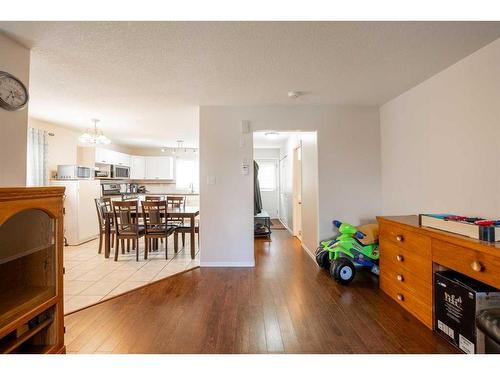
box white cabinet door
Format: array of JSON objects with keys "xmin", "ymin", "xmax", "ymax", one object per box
[
  {"xmin": 145, "ymin": 156, "xmax": 173, "ymax": 179},
  {"xmin": 115, "ymin": 152, "xmax": 130, "ymax": 166},
  {"xmin": 145, "ymin": 157, "xmax": 159, "ymax": 179},
  {"xmin": 130, "ymin": 156, "xmax": 146, "ymax": 179},
  {"xmin": 157, "ymin": 156, "xmax": 173, "ymax": 179},
  {"xmin": 95, "ymin": 148, "xmax": 130, "ymax": 166},
  {"xmin": 95, "ymin": 147, "xmax": 113, "ymax": 164}
]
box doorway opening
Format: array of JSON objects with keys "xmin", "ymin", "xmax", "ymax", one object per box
[{"xmin": 253, "ymin": 131, "xmax": 318, "ymax": 257}]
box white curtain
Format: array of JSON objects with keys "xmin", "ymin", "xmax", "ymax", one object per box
[{"xmin": 27, "ymin": 127, "xmax": 49, "ymax": 186}]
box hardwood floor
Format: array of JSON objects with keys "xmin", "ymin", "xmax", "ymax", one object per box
[{"xmin": 64, "ymin": 230, "xmax": 455, "ymax": 353}]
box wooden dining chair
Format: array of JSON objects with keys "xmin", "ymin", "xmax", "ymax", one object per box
[
  {"xmin": 145, "ymin": 195, "xmax": 165, "ymax": 201},
  {"xmin": 174, "ymin": 219, "xmax": 199, "ymax": 253},
  {"xmin": 141, "ymin": 200, "xmax": 176, "ymax": 260},
  {"xmin": 112, "ymin": 200, "xmax": 145, "ymax": 261},
  {"xmin": 95, "ymin": 197, "xmax": 115, "ymax": 254},
  {"xmin": 166, "ymin": 196, "xmax": 188, "ymax": 246}
]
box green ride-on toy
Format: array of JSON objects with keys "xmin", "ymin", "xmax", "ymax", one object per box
[{"xmin": 315, "ymin": 220, "xmax": 380, "ymax": 285}]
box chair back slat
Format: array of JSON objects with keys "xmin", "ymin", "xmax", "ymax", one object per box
[
  {"xmin": 145, "ymin": 195, "xmax": 165, "ymax": 201},
  {"xmin": 113, "ymin": 200, "xmax": 140, "ymax": 235},
  {"xmin": 95, "ymin": 197, "xmax": 113, "ymax": 228},
  {"xmin": 141, "ymin": 200, "xmax": 168, "ymax": 234},
  {"xmin": 166, "ymin": 196, "xmax": 186, "ymax": 223},
  {"xmin": 166, "ymin": 196, "xmax": 185, "ymax": 209}
]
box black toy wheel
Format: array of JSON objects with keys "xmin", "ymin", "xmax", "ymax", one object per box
[
  {"xmin": 330, "ymin": 258, "xmax": 356, "ymax": 285},
  {"xmin": 315, "ymin": 248, "xmax": 330, "ymax": 270}
]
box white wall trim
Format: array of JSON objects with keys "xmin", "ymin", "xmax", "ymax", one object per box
[
  {"xmin": 200, "ymin": 261, "xmax": 255, "ymax": 267},
  {"xmin": 278, "ymin": 218, "xmax": 293, "ymax": 234},
  {"xmin": 301, "ymin": 242, "xmax": 317, "ymax": 263}
]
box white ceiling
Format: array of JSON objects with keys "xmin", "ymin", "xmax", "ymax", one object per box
[
  {"xmin": 253, "ymin": 132, "xmax": 292, "ymax": 149},
  {"xmin": 1, "ymin": 22, "xmax": 500, "ymax": 147}
]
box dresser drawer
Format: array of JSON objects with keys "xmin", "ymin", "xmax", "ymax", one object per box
[
  {"xmin": 432, "ymin": 239, "xmax": 500, "ymax": 289},
  {"xmin": 380, "ymin": 238, "xmax": 432, "ymax": 283},
  {"xmin": 380, "ymin": 223, "xmax": 431, "ymax": 258},
  {"xmin": 379, "ymin": 259, "xmax": 431, "ymax": 304},
  {"xmin": 380, "ymin": 274, "xmax": 432, "ymax": 328}
]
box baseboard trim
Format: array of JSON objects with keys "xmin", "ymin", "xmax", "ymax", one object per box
[
  {"xmin": 278, "ymin": 218, "xmax": 293, "ymax": 235},
  {"xmin": 301, "ymin": 242, "xmax": 317, "ymax": 263},
  {"xmin": 200, "ymin": 261, "xmax": 255, "ymax": 267}
]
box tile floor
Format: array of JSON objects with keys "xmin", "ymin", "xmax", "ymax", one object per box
[{"xmin": 64, "ymin": 235, "xmax": 199, "ymax": 314}]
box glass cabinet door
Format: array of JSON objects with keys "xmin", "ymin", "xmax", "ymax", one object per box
[{"xmin": 0, "ymin": 209, "xmax": 56, "ymax": 328}]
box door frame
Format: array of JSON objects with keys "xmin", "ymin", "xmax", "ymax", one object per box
[{"xmin": 292, "ymin": 144, "xmax": 302, "ymax": 241}]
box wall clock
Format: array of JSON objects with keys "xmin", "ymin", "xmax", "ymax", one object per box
[{"xmin": 0, "ymin": 71, "xmax": 29, "ymax": 111}]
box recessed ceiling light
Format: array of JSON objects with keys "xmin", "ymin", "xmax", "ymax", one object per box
[
  {"xmin": 265, "ymin": 132, "xmax": 279, "ymax": 140},
  {"xmin": 288, "ymin": 91, "xmax": 303, "ymax": 98}
]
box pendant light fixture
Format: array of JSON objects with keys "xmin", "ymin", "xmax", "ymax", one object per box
[{"xmin": 79, "ymin": 119, "xmax": 111, "ymax": 145}]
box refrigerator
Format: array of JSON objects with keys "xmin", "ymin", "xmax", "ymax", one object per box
[{"xmin": 50, "ymin": 179, "xmax": 100, "ymax": 245}]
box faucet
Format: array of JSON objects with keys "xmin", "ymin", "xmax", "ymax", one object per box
[{"xmin": 189, "ymin": 182, "xmax": 194, "ymax": 194}]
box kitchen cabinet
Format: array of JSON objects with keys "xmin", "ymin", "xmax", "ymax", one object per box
[
  {"xmin": 145, "ymin": 156, "xmax": 174, "ymax": 180},
  {"xmin": 130, "ymin": 156, "xmax": 146, "ymax": 179},
  {"xmin": 95, "ymin": 147, "xmax": 130, "ymax": 167},
  {"xmin": 95, "ymin": 147, "xmax": 113, "ymax": 164}
]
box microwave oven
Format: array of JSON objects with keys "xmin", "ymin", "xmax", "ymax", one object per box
[
  {"xmin": 112, "ymin": 165, "xmax": 130, "ymax": 179},
  {"xmin": 57, "ymin": 165, "xmax": 92, "ymax": 179}
]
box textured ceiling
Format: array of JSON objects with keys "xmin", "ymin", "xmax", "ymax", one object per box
[{"xmin": 1, "ymin": 21, "xmax": 500, "ymax": 147}]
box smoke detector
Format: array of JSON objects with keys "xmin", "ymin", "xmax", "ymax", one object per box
[{"xmin": 288, "ymin": 91, "xmax": 303, "ymax": 99}]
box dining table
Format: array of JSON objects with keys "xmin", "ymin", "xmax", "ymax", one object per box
[{"xmin": 103, "ymin": 206, "xmax": 200, "ymax": 260}]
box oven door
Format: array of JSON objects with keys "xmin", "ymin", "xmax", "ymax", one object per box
[{"xmin": 113, "ymin": 165, "xmax": 130, "ymax": 179}]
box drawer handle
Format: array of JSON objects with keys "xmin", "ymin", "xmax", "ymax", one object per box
[
  {"xmin": 396, "ymin": 274, "xmax": 404, "ymax": 282},
  {"xmin": 396, "ymin": 235, "xmax": 404, "ymax": 242},
  {"xmin": 471, "ymin": 261, "xmax": 484, "ymax": 272},
  {"xmin": 396, "ymin": 254, "xmax": 404, "ymax": 262},
  {"xmin": 397, "ymin": 293, "xmax": 404, "ymax": 301}
]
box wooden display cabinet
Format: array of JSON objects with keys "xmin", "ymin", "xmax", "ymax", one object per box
[{"xmin": 0, "ymin": 187, "xmax": 65, "ymax": 354}]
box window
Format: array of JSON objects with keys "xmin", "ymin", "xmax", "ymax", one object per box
[
  {"xmin": 256, "ymin": 159, "xmax": 277, "ymax": 191},
  {"xmin": 176, "ymin": 156, "xmax": 199, "ymax": 191}
]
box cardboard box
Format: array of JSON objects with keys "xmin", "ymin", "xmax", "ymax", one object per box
[{"xmin": 434, "ymin": 271, "xmax": 500, "ymax": 353}]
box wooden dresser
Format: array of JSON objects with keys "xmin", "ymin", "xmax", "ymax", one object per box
[
  {"xmin": 0, "ymin": 187, "xmax": 65, "ymax": 354},
  {"xmin": 378, "ymin": 215, "xmax": 500, "ymax": 330}
]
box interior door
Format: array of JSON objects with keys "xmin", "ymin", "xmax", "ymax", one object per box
[{"xmin": 293, "ymin": 146, "xmax": 302, "ymax": 240}]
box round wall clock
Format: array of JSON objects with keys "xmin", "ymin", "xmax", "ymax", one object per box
[{"xmin": 0, "ymin": 71, "xmax": 29, "ymax": 111}]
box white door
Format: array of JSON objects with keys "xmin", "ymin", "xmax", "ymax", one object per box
[{"xmin": 293, "ymin": 146, "xmax": 302, "ymax": 240}]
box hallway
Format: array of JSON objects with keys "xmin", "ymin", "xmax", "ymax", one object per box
[{"xmin": 64, "ymin": 230, "xmax": 455, "ymax": 353}]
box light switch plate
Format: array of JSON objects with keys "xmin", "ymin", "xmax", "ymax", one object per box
[
  {"xmin": 207, "ymin": 176, "xmax": 216, "ymax": 185},
  {"xmin": 241, "ymin": 120, "xmax": 251, "ymax": 134}
]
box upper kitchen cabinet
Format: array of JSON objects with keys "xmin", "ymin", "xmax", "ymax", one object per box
[
  {"xmin": 130, "ymin": 156, "xmax": 146, "ymax": 179},
  {"xmin": 95, "ymin": 147, "xmax": 130, "ymax": 167},
  {"xmin": 145, "ymin": 156, "xmax": 174, "ymax": 180}
]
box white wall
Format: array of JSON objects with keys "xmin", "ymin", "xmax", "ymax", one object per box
[
  {"xmin": 380, "ymin": 38, "xmax": 500, "ymax": 218},
  {"xmin": 200, "ymin": 105, "xmax": 381, "ymax": 266},
  {"xmin": 254, "ymin": 148, "xmax": 280, "ymax": 218},
  {"xmin": 0, "ymin": 33, "xmax": 30, "ymax": 186}
]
